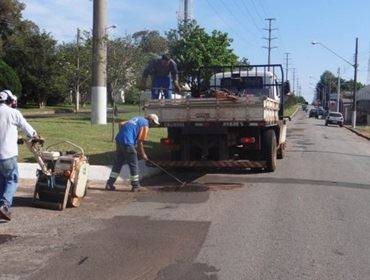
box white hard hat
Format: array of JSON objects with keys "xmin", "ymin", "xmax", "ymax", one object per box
[
  {"xmin": 1, "ymin": 89, "xmax": 16, "ymax": 101},
  {"xmin": 0, "ymin": 91, "xmax": 7, "ymax": 101},
  {"xmin": 147, "ymin": 114, "xmax": 160, "ymax": 125}
]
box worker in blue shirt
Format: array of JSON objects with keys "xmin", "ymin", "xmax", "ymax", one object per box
[
  {"xmin": 140, "ymin": 54, "xmax": 181, "ymax": 99},
  {"xmin": 0, "ymin": 90, "xmax": 39, "ymax": 221},
  {"xmin": 106, "ymin": 114, "xmax": 160, "ymax": 192}
]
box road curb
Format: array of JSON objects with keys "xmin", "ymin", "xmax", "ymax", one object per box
[
  {"xmin": 290, "ymin": 106, "xmax": 300, "ymax": 119},
  {"xmin": 18, "ymin": 161, "xmax": 160, "ymax": 182},
  {"xmin": 344, "ymin": 126, "xmax": 370, "ymax": 141}
]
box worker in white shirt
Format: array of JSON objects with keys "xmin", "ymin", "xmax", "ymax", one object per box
[{"xmin": 0, "ymin": 90, "xmax": 39, "ymax": 221}]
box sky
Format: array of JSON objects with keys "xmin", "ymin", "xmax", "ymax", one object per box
[{"xmin": 22, "ymin": 0, "xmax": 370, "ymax": 102}]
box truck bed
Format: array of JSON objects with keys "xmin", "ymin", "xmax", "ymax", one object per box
[{"xmin": 145, "ymin": 96, "xmax": 280, "ymax": 125}]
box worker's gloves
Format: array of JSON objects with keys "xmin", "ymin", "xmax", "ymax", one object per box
[
  {"xmin": 173, "ymin": 81, "xmax": 181, "ymax": 93},
  {"xmin": 30, "ymin": 134, "xmax": 44, "ymax": 145}
]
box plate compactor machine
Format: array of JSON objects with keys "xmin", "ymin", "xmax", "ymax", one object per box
[{"xmin": 26, "ymin": 139, "xmax": 89, "ymax": 210}]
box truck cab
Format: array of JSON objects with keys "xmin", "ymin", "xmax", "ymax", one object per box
[{"xmin": 209, "ymin": 70, "xmax": 281, "ymax": 101}]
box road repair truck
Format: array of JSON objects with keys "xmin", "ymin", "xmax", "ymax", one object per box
[{"xmin": 144, "ymin": 64, "xmax": 290, "ymax": 172}]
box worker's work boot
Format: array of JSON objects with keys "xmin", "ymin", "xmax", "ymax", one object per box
[
  {"xmin": 0, "ymin": 202, "xmax": 11, "ymax": 221},
  {"xmin": 130, "ymin": 181, "xmax": 147, "ymax": 192},
  {"xmin": 105, "ymin": 183, "xmax": 116, "ymax": 191}
]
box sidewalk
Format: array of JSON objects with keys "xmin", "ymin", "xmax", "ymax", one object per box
[
  {"xmin": 344, "ymin": 125, "xmax": 370, "ymax": 141},
  {"xmin": 18, "ymin": 160, "xmax": 160, "ymax": 185}
]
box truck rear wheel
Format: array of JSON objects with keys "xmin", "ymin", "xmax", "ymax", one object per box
[{"xmin": 263, "ymin": 129, "xmax": 277, "ymax": 172}]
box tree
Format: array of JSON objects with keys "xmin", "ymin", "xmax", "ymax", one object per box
[
  {"xmin": 132, "ymin": 30, "xmax": 168, "ymax": 55},
  {"xmin": 315, "ymin": 70, "xmax": 366, "ymax": 101},
  {"xmin": 4, "ymin": 29, "xmax": 64, "ymax": 107},
  {"xmin": 57, "ymin": 30, "xmax": 93, "ymax": 107},
  {"xmin": 167, "ymin": 20, "xmax": 238, "ymax": 92},
  {"xmin": 107, "ymin": 36, "xmax": 142, "ymax": 105},
  {"xmin": 0, "ymin": 0, "xmax": 24, "ymax": 51},
  {"xmin": 0, "ymin": 58, "xmax": 21, "ymax": 94}
]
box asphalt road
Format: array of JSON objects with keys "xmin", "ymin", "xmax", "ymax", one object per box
[{"xmin": 1, "ymin": 109, "xmax": 370, "ymax": 280}]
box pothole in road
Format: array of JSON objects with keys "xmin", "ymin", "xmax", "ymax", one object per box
[
  {"xmin": 0, "ymin": 234, "xmax": 17, "ymax": 245},
  {"xmin": 158, "ymin": 183, "xmax": 242, "ymax": 192}
]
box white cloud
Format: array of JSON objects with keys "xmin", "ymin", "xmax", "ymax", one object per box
[{"xmin": 22, "ymin": 0, "xmax": 179, "ymax": 43}]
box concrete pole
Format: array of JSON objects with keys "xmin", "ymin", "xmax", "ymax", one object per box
[
  {"xmin": 352, "ymin": 37, "xmax": 358, "ymax": 128},
  {"xmin": 76, "ymin": 28, "xmax": 80, "ymax": 113},
  {"xmin": 91, "ymin": 0, "xmax": 107, "ymax": 124},
  {"xmin": 337, "ymin": 67, "xmax": 340, "ymax": 112}
]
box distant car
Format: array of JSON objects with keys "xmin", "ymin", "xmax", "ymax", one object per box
[
  {"xmin": 325, "ymin": 112, "xmax": 344, "ymax": 127},
  {"xmin": 309, "ymin": 108, "xmax": 318, "ymax": 118}
]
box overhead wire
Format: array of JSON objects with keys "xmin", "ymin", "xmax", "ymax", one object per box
[
  {"xmin": 248, "ymin": 0, "xmax": 265, "ymax": 22},
  {"xmin": 204, "ymin": 0, "xmax": 259, "ymax": 50},
  {"xmin": 236, "ymin": 0, "xmax": 261, "ymax": 32},
  {"xmin": 215, "ymin": 0, "xmax": 261, "ymax": 39}
]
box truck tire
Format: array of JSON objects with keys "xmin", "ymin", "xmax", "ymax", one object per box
[{"xmin": 263, "ymin": 129, "xmax": 277, "ymax": 172}]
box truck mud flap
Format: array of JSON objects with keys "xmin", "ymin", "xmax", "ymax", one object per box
[{"xmin": 147, "ymin": 160, "xmax": 267, "ymax": 169}]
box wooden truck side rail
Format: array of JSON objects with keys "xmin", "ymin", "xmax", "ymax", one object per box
[{"xmin": 144, "ymin": 96, "xmax": 279, "ymax": 124}]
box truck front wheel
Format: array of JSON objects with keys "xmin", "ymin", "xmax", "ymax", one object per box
[{"xmin": 263, "ymin": 129, "xmax": 277, "ymax": 172}]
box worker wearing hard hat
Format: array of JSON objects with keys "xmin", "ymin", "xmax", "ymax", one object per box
[
  {"xmin": 105, "ymin": 114, "xmax": 160, "ymax": 192},
  {"xmin": 0, "ymin": 90, "xmax": 38, "ymax": 221},
  {"xmin": 2, "ymin": 89, "xmax": 17, "ymax": 108}
]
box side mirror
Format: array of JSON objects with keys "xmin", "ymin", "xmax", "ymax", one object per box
[{"xmin": 284, "ymin": 81, "xmax": 291, "ymax": 95}]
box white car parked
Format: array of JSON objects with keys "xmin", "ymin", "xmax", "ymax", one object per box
[{"xmin": 325, "ymin": 112, "xmax": 344, "ymax": 127}]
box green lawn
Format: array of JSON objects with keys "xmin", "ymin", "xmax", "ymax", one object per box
[
  {"xmin": 19, "ymin": 109, "xmax": 166, "ymax": 165},
  {"xmin": 284, "ymin": 104, "xmax": 299, "ymax": 117}
]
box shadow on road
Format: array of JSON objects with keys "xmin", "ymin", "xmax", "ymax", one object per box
[{"xmin": 12, "ymin": 196, "xmax": 33, "ymax": 208}]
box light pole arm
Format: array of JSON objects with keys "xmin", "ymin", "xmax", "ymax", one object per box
[{"xmin": 312, "ymin": 42, "xmax": 354, "ymax": 67}]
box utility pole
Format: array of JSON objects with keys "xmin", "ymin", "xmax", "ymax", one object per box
[
  {"xmin": 184, "ymin": 0, "xmax": 189, "ymax": 23},
  {"xmin": 76, "ymin": 28, "xmax": 80, "ymax": 113},
  {"xmin": 296, "ymin": 77, "xmax": 299, "ymax": 97},
  {"xmin": 91, "ymin": 0, "xmax": 107, "ymax": 125},
  {"xmin": 284, "ymin": 52, "xmax": 290, "ymax": 81},
  {"xmin": 263, "ymin": 18, "xmax": 277, "ymax": 70},
  {"xmin": 292, "ymin": 68, "xmax": 296, "ymax": 95},
  {"xmin": 352, "ymin": 37, "xmax": 358, "ymax": 128},
  {"xmin": 337, "ymin": 67, "xmax": 341, "ymax": 112},
  {"xmin": 367, "ymin": 41, "xmax": 370, "ymax": 85}
]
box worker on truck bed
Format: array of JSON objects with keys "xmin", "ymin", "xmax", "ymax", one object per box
[
  {"xmin": 0, "ymin": 90, "xmax": 39, "ymax": 221},
  {"xmin": 140, "ymin": 54, "xmax": 181, "ymax": 99},
  {"xmin": 105, "ymin": 114, "xmax": 160, "ymax": 192}
]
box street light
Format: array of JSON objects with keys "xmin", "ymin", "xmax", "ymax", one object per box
[{"xmin": 311, "ymin": 39, "xmax": 358, "ymax": 128}]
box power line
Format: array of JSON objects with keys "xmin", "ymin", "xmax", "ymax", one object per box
[
  {"xmin": 237, "ymin": 0, "xmax": 262, "ymax": 31},
  {"xmin": 248, "ymin": 0, "xmax": 265, "ymax": 22},
  {"xmin": 256, "ymin": 0, "xmax": 269, "ymax": 18},
  {"xmin": 204, "ymin": 0, "xmax": 258, "ymax": 48},
  {"xmin": 216, "ymin": 0, "xmax": 261, "ymax": 39}
]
